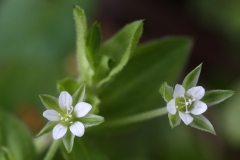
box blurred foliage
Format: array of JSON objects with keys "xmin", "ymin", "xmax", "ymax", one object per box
[
  {"xmin": 0, "ymin": 109, "xmax": 37, "ymax": 160},
  {"xmin": 0, "ymin": 0, "xmax": 95, "ymax": 111}
]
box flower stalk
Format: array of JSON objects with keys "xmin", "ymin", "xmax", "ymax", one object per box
[
  {"xmin": 103, "ymin": 107, "xmax": 167, "ymax": 128},
  {"xmin": 44, "ymin": 140, "xmax": 61, "ymax": 160}
]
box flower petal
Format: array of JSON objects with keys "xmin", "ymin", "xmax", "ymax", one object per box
[
  {"xmin": 69, "ymin": 121, "xmax": 85, "ymax": 137},
  {"xmin": 43, "ymin": 110, "xmax": 60, "ymax": 121},
  {"xmin": 191, "ymin": 101, "xmax": 207, "ymax": 115},
  {"xmin": 74, "ymin": 102, "xmax": 92, "ymax": 118},
  {"xmin": 58, "ymin": 91, "xmax": 73, "ymax": 111},
  {"xmin": 186, "ymin": 86, "xmax": 205, "ymax": 101},
  {"xmin": 179, "ymin": 112, "xmax": 193, "ymax": 125},
  {"xmin": 167, "ymin": 99, "xmax": 176, "ymax": 115},
  {"xmin": 173, "ymin": 84, "xmax": 185, "ymax": 98},
  {"xmin": 52, "ymin": 124, "xmax": 67, "ymax": 140}
]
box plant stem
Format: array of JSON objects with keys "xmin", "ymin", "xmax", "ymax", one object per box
[
  {"xmin": 44, "ymin": 140, "xmax": 61, "ymax": 160},
  {"xmin": 104, "ymin": 107, "xmax": 167, "ymax": 127}
]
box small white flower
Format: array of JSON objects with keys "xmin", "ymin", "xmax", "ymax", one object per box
[
  {"xmin": 167, "ymin": 84, "xmax": 207, "ymax": 125},
  {"xmin": 43, "ymin": 91, "xmax": 92, "ymax": 140}
]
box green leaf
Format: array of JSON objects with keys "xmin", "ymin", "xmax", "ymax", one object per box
[
  {"xmin": 39, "ymin": 94, "xmax": 62, "ymax": 113},
  {"xmin": 35, "ymin": 122, "xmax": 58, "ymax": 138},
  {"xmin": 168, "ymin": 113, "xmax": 181, "ymax": 128},
  {"xmin": 57, "ymin": 77, "xmax": 79, "ymax": 95},
  {"xmin": 77, "ymin": 114, "xmax": 104, "ymax": 128},
  {"xmin": 62, "ymin": 130, "xmax": 75, "ymax": 153},
  {"xmin": 182, "ymin": 63, "xmax": 202, "ymax": 90},
  {"xmin": 86, "ymin": 22, "xmax": 102, "ymax": 69},
  {"xmin": 1, "ymin": 147, "xmax": 15, "ymax": 160},
  {"xmin": 73, "ymin": 5, "xmax": 94, "ymax": 85},
  {"xmin": 201, "ymin": 90, "xmax": 234, "ymax": 107},
  {"xmin": 99, "ymin": 37, "xmax": 192, "ymax": 118},
  {"xmin": 159, "ymin": 82, "xmax": 173, "ymax": 102},
  {"xmin": 190, "ymin": 115, "xmax": 216, "ymax": 135},
  {"xmin": 97, "ymin": 20, "xmax": 143, "ymax": 87},
  {"xmin": 72, "ymin": 82, "xmax": 86, "ymax": 106},
  {"xmin": 0, "ymin": 110, "xmax": 37, "ymax": 160}
]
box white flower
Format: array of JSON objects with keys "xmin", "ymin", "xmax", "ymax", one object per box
[
  {"xmin": 43, "ymin": 91, "xmax": 92, "ymax": 140},
  {"xmin": 167, "ymin": 84, "xmax": 207, "ymax": 125}
]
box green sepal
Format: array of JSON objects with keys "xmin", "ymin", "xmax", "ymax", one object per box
[
  {"xmin": 62, "ymin": 130, "xmax": 75, "ymax": 153},
  {"xmin": 190, "ymin": 115, "xmax": 216, "ymax": 135},
  {"xmin": 57, "ymin": 77, "xmax": 79, "ymax": 95},
  {"xmin": 98, "ymin": 20, "xmax": 143, "ymax": 87},
  {"xmin": 86, "ymin": 22, "xmax": 102, "ymax": 69},
  {"xmin": 73, "ymin": 5, "xmax": 94, "ymax": 85},
  {"xmin": 168, "ymin": 113, "xmax": 181, "ymax": 128},
  {"xmin": 72, "ymin": 82, "xmax": 86, "ymax": 106},
  {"xmin": 39, "ymin": 94, "xmax": 62, "ymax": 113},
  {"xmin": 0, "ymin": 147, "xmax": 15, "ymax": 160},
  {"xmin": 201, "ymin": 90, "xmax": 234, "ymax": 107},
  {"xmin": 35, "ymin": 122, "xmax": 58, "ymax": 138},
  {"xmin": 77, "ymin": 114, "xmax": 104, "ymax": 128},
  {"xmin": 159, "ymin": 82, "xmax": 173, "ymax": 102},
  {"xmin": 182, "ymin": 63, "xmax": 202, "ymax": 90}
]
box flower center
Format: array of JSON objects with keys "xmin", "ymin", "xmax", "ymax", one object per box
[
  {"xmin": 175, "ymin": 96, "xmax": 193, "ymax": 113},
  {"xmin": 59, "ymin": 106, "xmax": 74, "ymax": 126}
]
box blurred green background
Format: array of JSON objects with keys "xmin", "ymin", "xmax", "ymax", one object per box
[{"xmin": 1, "ymin": 0, "xmax": 240, "ymax": 159}]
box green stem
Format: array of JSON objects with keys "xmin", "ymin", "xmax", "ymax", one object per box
[
  {"xmin": 104, "ymin": 107, "xmax": 167, "ymax": 127},
  {"xmin": 44, "ymin": 140, "xmax": 61, "ymax": 160}
]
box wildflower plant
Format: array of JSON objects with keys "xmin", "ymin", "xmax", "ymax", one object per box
[
  {"xmin": 36, "ymin": 83, "xmax": 104, "ymax": 152},
  {"xmin": 160, "ymin": 64, "xmax": 234, "ymax": 134},
  {"xmin": 0, "ymin": 4, "xmax": 235, "ymax": 160}
]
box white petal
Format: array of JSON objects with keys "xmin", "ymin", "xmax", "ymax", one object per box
[
  {"xmin": 191, "ymin": 101, "xmax": 207, "ymax": 115},
  {"xmin": 167, "ymin": 99, "xmax": 176, "ymax": 115},
  {"xmin": 74, "ymin": 102, "xmax": 92, "ymax": 118},
  {"xmin": 179, "ymin": 112, "xmax": 193, "ymax": 125},
  {"xmin": 58, "ymin": 91, "xmax": 73, "ymax": 111},
  {"xmin": 52, "ymin": 124, "xmax": 67, "ymax": 140},
  {"xmin": 70, "ymin": 122, "xmax": 85, "ymax": 137},
  {"xmin": 186, "ymin": 86, "xmax": 205, "ymax": 101},
  {"xmin": 43, "ymin": 110, "xmax": 60, "ymax": 121},
  {"xmin": 173, "ymin": 84, "xmax": 185, "ymax": 98}
]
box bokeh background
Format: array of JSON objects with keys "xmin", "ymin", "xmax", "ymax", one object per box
[{"xmin": 1, "ymin": 0, "xmax": 240, "ymax": 159}]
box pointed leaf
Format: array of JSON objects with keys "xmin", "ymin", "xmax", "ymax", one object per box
[
  {"xmin": 62, "ymin": 130, "xmax": 75, "ymax": 153},
  {"xmin": 73, "ymin": 5, "xmax": 94, "ymax": 85},
  {"xmin": 168, "ymin": 113, "xmax": 181, "ymax": 128},
  {"xmin": 86, "ymin": 22, "xmax": 102, "ymax": 69},
  {"xmin": 35, "ymin": 122, "xmax": 58, "ymax": 138},
  {"xmin": 99, "ymin": 37, "xmax": 192, "ymax": 118},
  {"xmin": 77, "ymin": 114, "xmax": 104, "ymax": 128},
  {"xmin": 72, "ymin": 82, "xmax": 86, "ymax": 106},
  {"xmin": 57, "ymin": 77, "xmax": 79, "ymax": 95},
  {"xmin": 39, "ymin": 94, "xmax": 62, "ymax": 113},
  {"xmin": 159, "ymin": 82, "xmax": 173, "ymax": 102},
  {"xmin": 97, "ymin": 20, "xmax": 143, "ymax": 87},
  {"xmin": 1, "ymin": 147, "xmax": 15, "ymax": 160},
  {"xmin": 182, "ymin": 63, "xmax": 202, "ymax": 90},
  {"xmin": 0, "ymin": 110, "xmax": 37, "ymax": 160},
  {"xmin": 190, "ymin": 115, "xmax": 216, "ymax": 135},
  {"xmin": 201, "ymin": 90, "xmax": 234, "ymax": 107}
]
